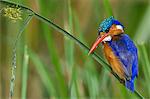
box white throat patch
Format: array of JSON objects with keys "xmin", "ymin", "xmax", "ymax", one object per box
[{"xmin": 102, "ymin": 35, "xmax": 112, "ymax": 42}]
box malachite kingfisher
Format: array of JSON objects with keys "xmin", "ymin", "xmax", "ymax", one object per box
[{"xmin": 88, "ymin": 16, "xmax": 138, "ymax": 92}]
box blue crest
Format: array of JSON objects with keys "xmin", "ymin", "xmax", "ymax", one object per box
[{"xmin": 99, "ymin": 16, "xmax": 124, "ymax": 33}]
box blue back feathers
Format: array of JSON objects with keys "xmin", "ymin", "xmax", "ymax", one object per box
[
  {"xmin": 108, "ymin": 34, "xmax": 138, "ymax": 92},
  {"xmin": 99, "ymin": 16, "xmax": 124, "ymax": 33}
]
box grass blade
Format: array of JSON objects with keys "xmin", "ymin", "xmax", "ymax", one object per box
[
  {"xmin": 83, "ymin": 59, "xmax": 100, "ymax": 98},
  {"xmin": 74, "ymin": 11, "xmax": 100, "ymax": 97},
  {"xmin": 64, "ymin": 0, "xmax": 77, "ymax": 98},
  {"xmin": 39, "ymin": 1, "xmax": 67, "ymax": 96},
  {"xmin": 21, "ymin": 45, "xmax": 29, "ymax": 99},
  {"xmin": 64, "ymin": 0, "xmax": 74, "ymax": 70},
  {"xmin": 103, "ymin": 0, "xmax": 113, "ymax": 16},
  {"xmin": 139, "ymin": 43, "xmax": 150, "ymax": 97},
  {"xmin": 134, "ymin": 5, "xmax": 150, "ymax": 43},
  {"xmin": 28, "ymin": 49, "xmax": 56, "ymax": 97}
]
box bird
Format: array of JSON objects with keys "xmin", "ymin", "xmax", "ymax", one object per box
[{"xmin": 88, "ymin": 16, "xmax": 138, "ymax": 92}]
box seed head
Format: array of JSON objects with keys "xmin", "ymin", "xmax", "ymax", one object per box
[{"xmin": 3, "ymin": 6, "xmax": 22, "ymax": 22}]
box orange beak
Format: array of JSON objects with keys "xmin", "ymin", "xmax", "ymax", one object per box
[{"xmin": 88, "ymin": 33, "xmax": 109, "ymax": 55}]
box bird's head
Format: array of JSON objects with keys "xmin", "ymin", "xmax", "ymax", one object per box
[{"xmin": 88, "ymin": 16, "xmax": 124, "ymax": 54}]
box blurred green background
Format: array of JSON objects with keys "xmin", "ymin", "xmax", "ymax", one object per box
[{"xmin": 0, "ymin": 0, "xmax": 150, "ymax": 98}]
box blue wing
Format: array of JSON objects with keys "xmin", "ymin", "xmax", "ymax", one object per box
[{"xmin": 108, "ymin": 34, "xmax": 138, "ymax": 91}]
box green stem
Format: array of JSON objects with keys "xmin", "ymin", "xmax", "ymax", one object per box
[
  {"xmin": 0, "ymin": 0, "xmax": 144, "ymax": 98},
  {"xmin": 21, "ymin": 45, "xmax": 29, "ymax": 99},
  {"xmin": 8, "ymin": 12, "xmax": 33, "ymax": 99},
  {"xmin": 103, "ymin": 0, "xmax": 113, "ymax": 16}
]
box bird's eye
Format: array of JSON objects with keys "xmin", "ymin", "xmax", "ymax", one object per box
[{"xmin": 105, "ymin": 29, "xmax": 109, "ymax": 33}]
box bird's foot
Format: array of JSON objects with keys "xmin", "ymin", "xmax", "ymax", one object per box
[{"xmin": 119, "ymin": 78, "xmax": 125, "ymax": 84}]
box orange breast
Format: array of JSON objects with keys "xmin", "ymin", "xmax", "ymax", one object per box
[{"xmin": 103, "ymin": 43, "xmax": 125, "ymax": 80}]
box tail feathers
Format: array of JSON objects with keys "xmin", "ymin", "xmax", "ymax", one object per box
[{"xmin": 125, "ymin": 80, "xmax": 134, "ymax": 92}]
